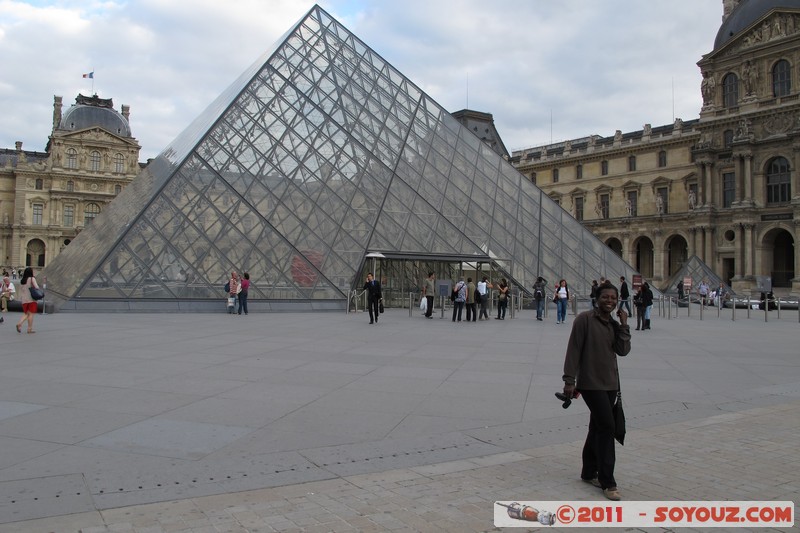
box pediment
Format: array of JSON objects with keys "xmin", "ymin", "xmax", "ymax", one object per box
[
  {"xmin": 709, "ymin": 10, "xmax": 800, "ymax": 60},
  {"xmin": 55, "ymin": 127, "xmax": 138, "ymax": 148}
]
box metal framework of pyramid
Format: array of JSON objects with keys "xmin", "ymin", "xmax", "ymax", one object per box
[{"xmin": 44, "ymin": 4, "xmax": 642, "ymax": 312}]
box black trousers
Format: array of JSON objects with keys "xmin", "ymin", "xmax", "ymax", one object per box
[
  {"xmin": 465, "ymin": 302, "xmax": 477, "ymax": 321},
  {"xmin": 579, "ymin": 389, "xmax": 618, "ymax": 489},
  {"xmin": 479, "ymin": 295, "xmax": 489, "ymax": 319},
  {"xmin": 451, "ymin": 301, "xmax": 463, "ymax": 321},
  {"xmin": 368, "ymin": 297, "xmax": 380, "ymax": 322},
  {"xmin": 425, "ymin": 295, "xmax": 434, "ymax": 317}
]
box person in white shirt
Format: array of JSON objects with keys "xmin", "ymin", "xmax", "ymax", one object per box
[
  {"xmin": 477, "ymin": 277, "xmax": 492, "ymax": 320},
  {"xmin": 0, "ymin": 276, "xmax": 15, "ymax": 323}
]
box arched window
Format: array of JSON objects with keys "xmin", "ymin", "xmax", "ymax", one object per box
[
  {"xmin": 84, "ymin": 202, "xmax": 101, "ymax": 225},
  {"xmin": 722, "ymin": 73, "xmax": 739, "ymax": 108},
  {"xmin": 114, "ymin": 153, "xmax": 125, "ymax": 173},
  {"xmin": 772, "ymin": 59, "xmax": 791, "ymax": 97},
  {"xmin": 66, "ymin": 148, "xmax": 78, "ymax": 169},
  {"xmin": 766, "ymin": 156, "xmax": 791, "ymax": 204},
  {"xmin": 90, "ymin": 151, "xmax": 101, "ymax": 172}
]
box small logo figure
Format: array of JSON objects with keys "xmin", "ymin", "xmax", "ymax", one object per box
[{"xmin": 496, "ymin": 502, "xmax": 556, "ymax": 525}]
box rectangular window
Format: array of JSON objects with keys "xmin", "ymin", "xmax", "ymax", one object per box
[
  {"xmin": 63, "ymin": 205, "xmax": 74, "ymax": 227},
  {"xmin": 628, "ymin": 156, "xmax": 636, "ymax": 172},
  {"xmin": 33, "ymin": 203, "xmax": 43, "ymax": 225},
  {"xmin": 552, "ymin": 168, "xmax": 559, "ymax": 183},
  {"xmin": 600, "ymin": 194, "xmax": 610, "ymax": 219},
  {"xmin": 90, "ymin": 151, "xmax": 101, "ymax": 172},
  {"xmin": 601, "ymin": 160, "xmax": 609, "ymax": 175},
  {"xmin": 575, "ymin": 197, "xmax": 584, "ymax": 221},
  {"xmin": 722, "ymin": 173, "xmax": 735, "ymax": 208},
  {"xmin": 576, "ymin": 164, "xmax": 583, "ymax": 179},
  {"xmin": 657, "ymin": 186, "xmax": 669, "ymax": 214},
  {"xmin": 627, "ymin": 190, "xmax": 638, "ymax": 217},
  {"xmin": 658, "ymin": 151, "xmax": 667, "ymax": 167}
]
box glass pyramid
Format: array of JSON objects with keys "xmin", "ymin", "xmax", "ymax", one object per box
[
  {"xmin": 44, "ymin": 4, "xmax": 642, "ymax": 311},
  {"xmin": 660, "ymin": 255, "xmax": 734, "ymax": 298}
]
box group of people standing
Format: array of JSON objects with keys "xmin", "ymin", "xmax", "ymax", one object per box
[
  {"xmin": 419, "ymin": 273, "xmax": 509, "ymax": 323},
  {"xmin": 226, "ymin": 271, "xmax": 250, "ymax": 315},
  {"xmin": 452, "ymin": 276, "xmax": 510, "ymax": 322}
]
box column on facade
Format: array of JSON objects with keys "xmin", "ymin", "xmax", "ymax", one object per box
[
  {"xmin": 689, "ymin": 227, "xmax": 698, "ymax": 258},
  {"xmin": 736, "ymin": 224, "xmax": 746, "ymax": 278},
  {"xmin": 698, "ymin": 226, "xmax": 707, "ymax": 263},
  {"xmin": 704, "ymin": 162, "xmax": 715, "ymax": 208},
  {"xmin": 733, "ymin": 153, "xmax": 744, "ymax": 203},
  {"xmin": 652, "ymin": 229, "xmax": 663, "ymax": 282},
  {"xmin": 704, "ymin": 226, "xmax": 714, "ymax": 270},
  {"xmin": 743, "ymin": 223, "xmax": 755, "ymax": 278},
  {"xmin": 743, "ymin": 153, "xmax": 753, "ymax": 204}
]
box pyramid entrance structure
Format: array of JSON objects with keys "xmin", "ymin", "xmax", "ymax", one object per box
[
  {"xmin": 44, "ymin": 5, "xmax": 645, "ymax": 312},
  {"xmin": 660, "ymin": 255, "xmax": 734, "ymax": 300}
]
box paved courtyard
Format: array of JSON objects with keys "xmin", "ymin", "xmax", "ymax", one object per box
[{"xmin": 0, "ymin": 305, "xmax": 797, "ymax": 532}]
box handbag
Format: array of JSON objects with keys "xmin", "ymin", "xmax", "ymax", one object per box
[
  {"xmin": 30, "ymin": 287, "xmax": 45, "ymax": 301},
  {"xmin": 379, "ymin": 299, "xmax": 384, "ymax": 313},
  {"xmin": 227, "ymin": 296, "xmax": 236, "ymax": 307},
  {"xmin": 612, "ymin": 391, "xmax": 626, "ymax": 446}
]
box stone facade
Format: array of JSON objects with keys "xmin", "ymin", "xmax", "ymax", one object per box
[
  {"xmin": 511, "ymin": 0, "xmax": 800, "ymax": 297},
  {"xmin": 0, "ymin": 95, "xmax": 142, "ymax": 271}
]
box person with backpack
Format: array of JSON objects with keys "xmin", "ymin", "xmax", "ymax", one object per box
[{"xmin": 533, "ymin": 276, "xmax": 547, "ymax": 321}]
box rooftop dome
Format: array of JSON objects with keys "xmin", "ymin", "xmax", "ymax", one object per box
[
  {"xmin": 59, "ymin": 94, "xmax": 131, "ymax": 137},
  {"xmin": 714, "ymin": 0, "xmax": 800, "ymax": 50}
]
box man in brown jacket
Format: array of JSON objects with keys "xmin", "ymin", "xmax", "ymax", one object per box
[{"xmin": 562, "ymin": 282, "xmax": 631, "ymax": 501}]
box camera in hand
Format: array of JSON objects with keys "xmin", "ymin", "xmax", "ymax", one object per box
[{"xmin": 555, "ymin": 391, "xmax": 572, "ymax": 409}]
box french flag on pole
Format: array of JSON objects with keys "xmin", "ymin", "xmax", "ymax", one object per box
[{"xmin": 82, "ymin": 72, "xmax": 94, "ymax": 79}]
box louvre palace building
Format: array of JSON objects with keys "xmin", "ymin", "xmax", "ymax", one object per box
[
  {"xmin": 512, "ymin": 0, "xmax": 800, "ymax": 297},
  {"xmin": 0, "ymin": 94, "xmax": 142, "ymax": 270}
]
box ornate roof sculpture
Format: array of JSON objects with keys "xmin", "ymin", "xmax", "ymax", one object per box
[{"xmin": 43, "ymin": 4, "xmax": 643, "ymax": 311}]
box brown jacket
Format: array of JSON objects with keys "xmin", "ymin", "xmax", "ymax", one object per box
[{"xmin": 562, "ymin": 308, "xmax": 631, "ymax": 390}]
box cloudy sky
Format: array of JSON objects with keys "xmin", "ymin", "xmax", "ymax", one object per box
[{"xmin": 0, "ymin": 0, "xmax": 723, "ymax": 160}]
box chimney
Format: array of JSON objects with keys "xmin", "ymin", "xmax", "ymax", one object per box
[{"xmin": 121, "ymin": 104, "xmax": 130, "ymax": 122}]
